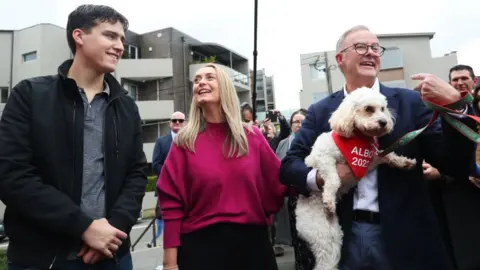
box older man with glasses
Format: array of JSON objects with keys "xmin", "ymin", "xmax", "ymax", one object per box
[
  {"xmin": 149, "ymin": 111, "xmax": 185, "ymax": 248},
  {"xmin": 280, "ymin": 25, "xmax": 477, "ymax": 270},
  {"xmin": 152, "ymin": 112, "xmax": 186, "ymax": 174}
]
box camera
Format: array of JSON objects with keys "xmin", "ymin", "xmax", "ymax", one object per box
[{"xmin": 266, "ymin": 110, "xmax": 277, "ymax": 122}]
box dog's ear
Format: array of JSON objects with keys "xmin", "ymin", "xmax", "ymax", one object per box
[{"xmin": 329, "ymin": 99, "xmax": 356, "ymax": 137}]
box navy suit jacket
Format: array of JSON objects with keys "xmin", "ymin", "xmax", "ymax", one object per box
[
  {"xmin": 152, "ymin": 134, "xmax": 173, "ymax": 176},
  {"xmin": 280, "ymin": 84, "xmax": 476, "ymax": 270}
]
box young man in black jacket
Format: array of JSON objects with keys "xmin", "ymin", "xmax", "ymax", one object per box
[{"xmin": 0, "ymin": 4, "xmax": 147, "ymax": 269}]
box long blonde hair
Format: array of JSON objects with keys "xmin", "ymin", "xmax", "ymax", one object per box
[{"xmin": 175, "ymin": 64, "xmax": 252, "ymax": 157}]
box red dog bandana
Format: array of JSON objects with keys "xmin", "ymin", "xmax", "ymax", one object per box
[{"xmin": 332, "ymin": 132, "xmax": 377, "ymax": 180}]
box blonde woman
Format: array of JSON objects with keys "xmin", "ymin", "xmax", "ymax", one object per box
[{"xmin": 158, "ymin": 64, "xmax": 287, "ymax": 270}]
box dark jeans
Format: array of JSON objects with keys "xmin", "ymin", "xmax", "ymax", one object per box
[
  {"xmin": 8, "ymin": 252, "xmax": 133, "ymax": 270},
  {"xmin": 341, "ymin": 222, "xmax": 393, "ymax": 270}
]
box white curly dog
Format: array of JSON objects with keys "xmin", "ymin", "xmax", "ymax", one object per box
[{"xmin": 295, "ymin": 87, "xmax": 417, "ymax": 270}]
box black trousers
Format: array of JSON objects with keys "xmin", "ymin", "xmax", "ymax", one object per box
[{"xmin": 178, "ymin": 222, "xmax": 279, "ymax": 270}]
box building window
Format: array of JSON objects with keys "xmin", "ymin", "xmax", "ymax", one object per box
[
  {"xmin": 0, "ymin": 87, "xmax": 9, "ymax": 103},
  {"xmin": 256, "ymin": 102, "xmax": 266, "ymax": 112},
  {"xmin": 122, "ymin": 44, "xmax": 138, "ymax": 59},
  {"xmin": 310, "ymin": 63, "xmax": 326, "ymax": 80},
  {"xmin": 123, "ymin": 83, "xmax": 138, "ymax": 100},
  {"xmin": 23, "ymin": 51, "xmax": 37, "ymax": 62},
  {"xmin": 380, "ymin": 47, "xmax": 403, "ymax": 70}
]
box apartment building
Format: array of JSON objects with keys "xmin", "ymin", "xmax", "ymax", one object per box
[
  {"xmin": 0, "ymin": 23, "xmax": 251, "ymax": 171},
  {"xmin": 249, "ymin": 69, "xmax": 277, "ymax": 120},
  {"xmin": 299, "ymin": 32, "xmax": 458, "ymax": 108}
]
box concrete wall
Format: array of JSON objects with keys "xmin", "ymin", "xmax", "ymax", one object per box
[
  {"xmin": 139, "ymin": 28, "xmax": 201, "ymax": 117},
  {"xmin": 300, "ymin": 50, "xmax": 343, "ymax": 108},
  {"xmin": 115, "ymin": 58, "xmax": 173, "ymax": 80},
  {"xmin": 0, "ymin": 201, "xmax": 4, "ymax": 219},
  {"xmin": 137, "ymin": 100, "xmax": 174, "ymax": 121},
  {"xmin": 266, "ymin": 75, "xmax": 276, "ymax": 109},
  {"xmin": 378, "ymin": 35, "xmax": 456, "ymax": 88},
  {"xmin": 0, "ymin": 31, "xmax": 13, "ymax": 91},
  {"xmin": 12, "ymin": 24, "xmax": 71, "ymax": 86}
]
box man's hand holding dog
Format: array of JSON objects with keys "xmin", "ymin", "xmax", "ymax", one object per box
[{"xmin": 316, "ymin": 162, "xmax": 357, "ymax": 190}]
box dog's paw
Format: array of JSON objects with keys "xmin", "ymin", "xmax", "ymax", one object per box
[
  {"xmin": 401, "ymin": 157, "xmax": 417, "ymax": 170},
  {"xmin": 323, "ymin": 199, "xmax": 336, "ymax": 215},
  {"xmin": 387, "ymin": 154, "xmax": 417, "ymax": 170},
  {"xmin": 326, "ymin": 209, "xmax": 336, "ymax": 222}
]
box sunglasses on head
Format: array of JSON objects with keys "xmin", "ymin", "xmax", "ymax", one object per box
[{"xmin": 171, "ymin": 119, "xmax": 185, "ymax": 123}]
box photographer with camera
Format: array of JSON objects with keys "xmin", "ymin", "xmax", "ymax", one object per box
[
  {"xmin": 259, "ymin": 109, "xmax": 290, "ymax": 257},
  {"xmin": 261, "ymin": 110, "xmax": 290, "ymax": 152}
]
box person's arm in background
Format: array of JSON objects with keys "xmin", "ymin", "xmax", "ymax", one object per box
[
  {"xmin": 265, "ymin": 110, "xmax": 290, "ymax": 152},
  {"xmin": 157, "ymin": 143, "xmax": 188, "ymax": 269},
  {"xmin": 276, "ymin": 110, "xmax": 290, "ymax": 141},
  {"xmin": 279, "ymin": 103, "xmax": 325, "ymax": 195},
  {"xmin": 422, "ymin": 161, "xmax": 441, "ymax": 181},
  {"xmin": 254, "ymin": 127, "xmax": 287, "ymax": 214},
  {"xmin": 414, "ymin": 97, "xmax": 476, "ymax": 182},
  {"xmin": 412, "ymin": 73, "xmax": 477, "ymax": 181},
  {"xmin": 152, "ymin": 137, "xmax": 163, "ymax": 176}
]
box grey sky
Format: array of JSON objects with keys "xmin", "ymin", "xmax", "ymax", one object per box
[{"xmin": 1, "ymin": 0, "xmax": 478, "ymax": 109}]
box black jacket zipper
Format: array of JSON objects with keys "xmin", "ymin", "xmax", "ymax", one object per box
[
  {"xmin": 113, "ymin": 116, "xmax": 119, "ymax": 160},
  {"xmin": 71, "ymin": 100, "xmax": 77, "ymax": 197},
  {"xmin": 103, "ymin": 96, "xmax": 121, "ymax": 212},
  {"xmin": 104, "ymin": 96, "xmax": 122, "ymax": 267}
]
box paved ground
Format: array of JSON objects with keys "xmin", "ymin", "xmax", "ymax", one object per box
[{"xmin": 130, "ymin": 219, "xmax": 295, "ymax": 270}]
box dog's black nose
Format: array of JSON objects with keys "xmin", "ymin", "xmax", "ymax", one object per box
[{"xmin": 378, "ymin": 119, "xmax": 387, "ymax": 128}]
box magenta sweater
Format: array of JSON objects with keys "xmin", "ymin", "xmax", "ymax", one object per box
[{"xmin": 157, "ymin": 122, "xmax": 286, "ymax": 248}]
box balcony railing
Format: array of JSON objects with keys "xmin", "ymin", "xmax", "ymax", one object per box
[
  {"xmin": 136, "ymin": 100, "xmax": 174, "ymax": 121},
  {"xmin": 231, "ymin": 71, "xmax": 249, "ymax": 88},
  {"xmin": 189, "ymin": 63, "xmax": 249, "ymax": 91},
  {"xmin": 115, "ymin": 59, "xmax": 173, "ymax": 81}
]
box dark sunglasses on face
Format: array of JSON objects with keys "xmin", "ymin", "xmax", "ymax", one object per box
[{"xmin": 171, "ymin": 119, "xmax": 184, "ymax": 123}]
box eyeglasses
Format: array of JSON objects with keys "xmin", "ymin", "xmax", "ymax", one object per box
[
  {"xmin": 292, "ymin": 120, "xmax": 302, "ymax": 125},
  {"xmin": 171, "ymin": 119, "xmax": 185, "ymax": 123},
  {"xmin": 341, "ymin": 43, "xmax": 386, "ymax": 56}
]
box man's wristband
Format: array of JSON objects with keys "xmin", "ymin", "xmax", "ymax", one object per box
[{"xmin": 315, "ymin": 170, "xmax": 324, "ymax": 190}]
